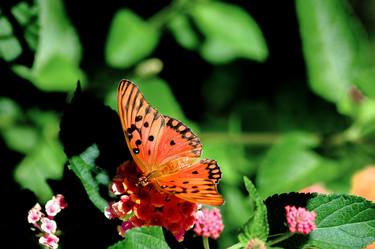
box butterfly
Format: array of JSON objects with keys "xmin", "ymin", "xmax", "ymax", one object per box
[{"xmin": 117, "ymin": 80, "xmax": 224, "ymax": 206}]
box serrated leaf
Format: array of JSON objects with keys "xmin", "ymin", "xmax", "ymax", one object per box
[
  {"xmin": 238, "ymin": 177, "xmax": 268, "ymax": 243},
  {"xmin": 191, "ymin": 2, "xmax": 268, "ymax": 64},
  {"xmin": 32, "ymin": 0, "xmax": 85, "ymax": 91},
  {"xmin": 108, "ymin": 226, "xmax": 170, "ymax": 249},
  {"xmin": 68, "ymin": 144, "xmax": 107, "ymax": 211},
  {"xmin": 105, "ymin": 9, "xmax": 160, "ymax": 68},
  {"xmin": 306, "ymin": 194, "xmax": 375, "ymax": 249},
  {"xmin": 296, "ymin": 0, "xmax": 367, "ymax": 115},
  {"xmin": 257, "ymin": 133, "xmax": 340, "ymax": 198}
]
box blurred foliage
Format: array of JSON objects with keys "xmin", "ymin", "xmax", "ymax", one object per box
[{"xmin": 1, "ymin": 0, "xmax": 375, "ymax": 248}]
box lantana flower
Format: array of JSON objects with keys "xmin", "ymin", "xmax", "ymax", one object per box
[
  {"xmin": 28, "ymin": 203, "xmax": 42, "ymax": 224},
  {"xmin": 285, "ymin": 205, "xmax": 316, "ymax": 234},
  {"xmin": 27, "ymin": 194, "xmax": 67, "ymax": 249},
  {"xmin": 106, "ymin": 160, "xmax": 197, "ymax": 241},
  {"xmin": 193, "ymin": 208, "xmax": 224, "ymax": 240}
]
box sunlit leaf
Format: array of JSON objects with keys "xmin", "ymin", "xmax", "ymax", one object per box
[
  {"xmin": 32, "ymin": 0, "xmax": 85, "ymax": 91},
  {"xmin": 296, "ymin": 0, "xmax": 366, "ymax": 114},
  {"xmin": 191, "ymin": 2, "xmax": 268, "ymax": 63},
  {"xmin": 105, "ymin": 9, "xmax": 160, "ymax": 68},
  {"xmin": 108, "ymin": 226, "xmax": 170, "ymax": 249},
  {"xmin": 306, "ymin": 194, "xmax": 375, "ymax": 249}
]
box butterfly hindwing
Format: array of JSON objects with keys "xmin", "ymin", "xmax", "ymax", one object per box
[{"xmin": 156, "ymin": 159, "xmax": 223, "ymax": 206}]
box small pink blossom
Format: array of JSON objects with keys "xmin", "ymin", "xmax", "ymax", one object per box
[
  {"xmin": 194, "ymin": 208, "xmax": 224, "ymax": 239},
  {"xmin": 117, "ymin": 221, "xmax": 134, "ymax": 237},
  {"xmin": 28, "ymin": 203, "xmax": 42, "ymax": 224},
  {"xmin": 110, "ymin": 178, "xmax": 126, "ymax": 195},
  {"xmin": 246, "ymin": 238, "xmax": 267, "ymax": 249},
  {"xmin": 45, "ymin": 199, "xmax": 61, "ymax": 217},
  {"xmin": 104, "ymin": 202, "xmax": 116, "ymax": 219},
  {"xmin": 53, "ymin": 194, "xmax": 68, "ymax": 209},
  {"xmin": 109, "ymin": 195, "xmax": 133, "ymax": 219},
  {"xmin": 39, "ymin": 233, "xmax": 59, "ymax": 249},
  {"xmin": 41, "ymin": 218, "xmax": 57, "ymax": 234},
  {"xmin": 285, "ymin": 205, "xmax": 316, "ymax": 234}
]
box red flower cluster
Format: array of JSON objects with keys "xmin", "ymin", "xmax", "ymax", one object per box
[{"xmin": 105, "ymin": 160, "xmax": 198, "ymax": 241}]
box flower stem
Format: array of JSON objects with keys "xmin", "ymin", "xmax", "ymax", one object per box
[
  {"xmin": 203, "ymin": 236, "xmax": 210, "ymax": 249},
  {"xmin": 268, "ymin": 232, "xmax": 294, "ymax": 246}
]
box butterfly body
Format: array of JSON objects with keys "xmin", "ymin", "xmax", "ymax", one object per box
[{"xmin": 118, "ymin": 80, "xmax": 224, "ymax": 206}]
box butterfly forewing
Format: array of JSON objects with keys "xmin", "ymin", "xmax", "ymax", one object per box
[
  {"xmin": 118, "ymin": 80, "xmax": 202, "ymax": 174},
  {"xmin": 118, "ymin": 80, "xmax": 165, "ymax": 174}
]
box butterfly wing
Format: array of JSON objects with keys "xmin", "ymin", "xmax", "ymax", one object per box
[
  {"xmin": 156, "ymin": 159, "xmax": 224, "ymax": 206},
  {"xmin": 117, "ymin": 80, "xmax": 202, "ymax": 175}
]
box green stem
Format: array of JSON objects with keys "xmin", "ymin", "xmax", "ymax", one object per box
[
  {"xmin": 226, "ymin": 242, "xmax": 243, "ymax": 249},
  {"xmin": 268, "ymin": 232, "xmax": 294, "ymax": 246},
  {"xmin": 203, "ymin": 236, "xmax": 210, "ymax": 249}
]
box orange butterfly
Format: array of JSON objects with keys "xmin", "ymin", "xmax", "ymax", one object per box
[{"xmin": 117, "ymin": 80, "xmax": 224, "ymax": 206}]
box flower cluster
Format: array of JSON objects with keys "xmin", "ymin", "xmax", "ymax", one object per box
[
  {"xmin": 106, "ymin": 160, "xmax": 198, "ymax": 241},
  {"xmin": 193, "ymin": 208, "xmax": 224, "ymax": 239},
  {"xmin": 285, "ymin": 205, "xmax": 316, "ymax": 234},
  {"xmin": 27, "ymin": 194, "xmax": 67, "ymax": 249}
]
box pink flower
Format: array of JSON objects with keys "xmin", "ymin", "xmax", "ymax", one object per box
[
  {"xmin": 53, "ymin": 194, "xmax": 68, "ymax": 209},
  {"xmin": 39, "ymin": 233, "xmax": 59, "ymax": 249},
  {"xmin": 117, "ymin": 221, "xmax": 134, "ymax": 237},
  {"xmin": 41, "ymin": 218, "xmax": 57, "ymax": 234},
  {"xmin": 45, "ymin": 199, "xmax": 61, "ymax": 217},
  {"xmin": 285, "ymin": 205, "xmax": 316, "ymax": 234},
  {"xmin": 104, "ymin": 202, "xmax": 116, "ymax": 220},
  {"xmin": 246, "ymin": 239, "xmax": 267, "ymax": 249},
  {"xmin": 110, "ymin": 178, "xmax": 126, "ymax": 195},
  {"xmin": 28, "ymin": 203, "xmax": 42, "ymax": 224},
  {"xmin": 45, "ymin": 195, "xmax": 67, "ymax": 216},
  {"xmin": 194, "ymin": 208, "xmax": 224, "ymax": 239}
]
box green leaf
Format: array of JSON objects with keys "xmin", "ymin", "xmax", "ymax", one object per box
[
  {"xmin": 105, "ymin": 9, "xmax": 160, "ymax": 68},
  {"xmin": 296, "ymin": 0, "xmax": 366, "ymax": 114},
  {"xmin": 14, "ymin": 136, "xmax": 66, "ymax": 202},
  {"xmin": 108, "ymin": 226, "xmax": 170, "ymax": 249},
  {"xmin": 68, "ymin": 144, "xmax": 108, "ymax": 211},
  {"xmin": 238, "ymin": 177, "xmax": 268, "ymax": 243},
  {"xmin": 191, "ymin": 2, "xmax": 268, "ymax": 64},
  {"xmin": 2, "ymin": 125, "xmax": 38, "ymax": 153},
  {"xmin": 168, "ymin": 14, "xmax": 199, "ymax": 50},
  {"xmin": 306, "ymin": 194, "xmax": 375, "ymax": 249},
  {"xmin": 0, "ymin": 17, "xmax": 22, "ymax": 61},
  {"xmin": 32, "ymin": 0, "xmax": 85, "ymax": 91},
  {"xmin": 13, "ymin": 112, "xmax": 66, "ymax": 202},
  {"xmin": 257, "ymin": 132, "xmax": 339, "ymax": 198}
]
